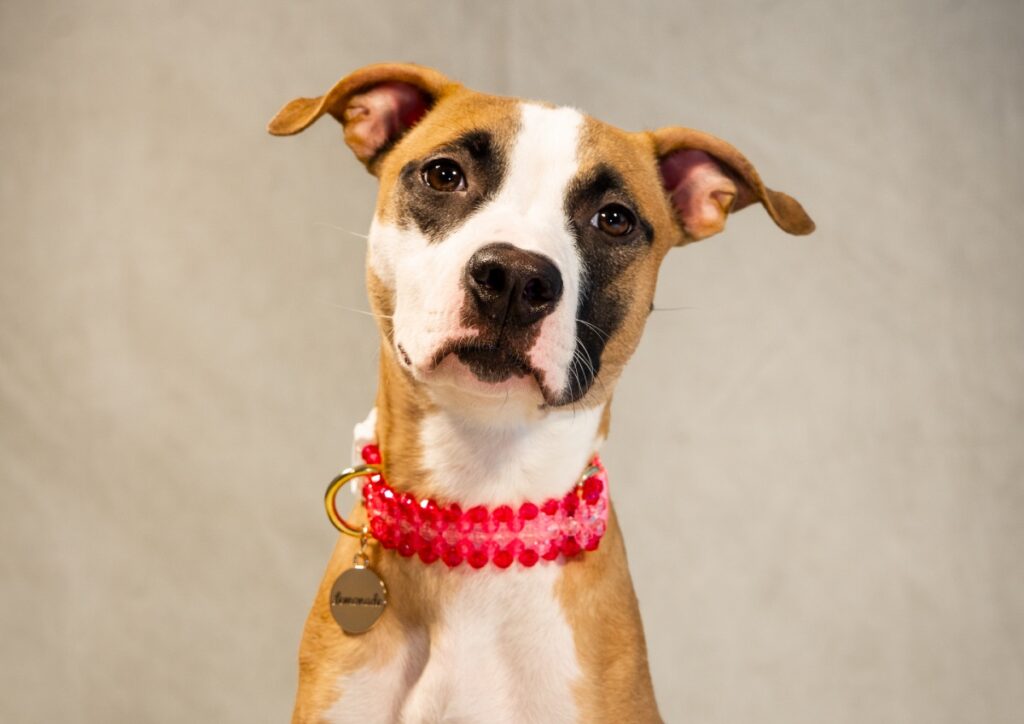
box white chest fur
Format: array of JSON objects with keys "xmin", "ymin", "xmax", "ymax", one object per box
[{"xmin": 327, "ymin": 566, "xmax": 580, "ymax": 724}]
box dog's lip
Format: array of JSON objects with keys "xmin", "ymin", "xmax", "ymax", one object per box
[
  {"xmin": 423, "ymin": 339, "xmax": 564, "ymax": 403},
  {"xmin": 428, "ymin": 340, "xmax": 531, "ymax": 374}
]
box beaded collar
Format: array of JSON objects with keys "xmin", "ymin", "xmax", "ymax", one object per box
[{"xmin": 325, "ymin": 443, "xmax": 610, "ymax": 570}]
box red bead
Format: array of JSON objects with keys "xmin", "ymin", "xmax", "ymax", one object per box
[
  {"xmin": 418, "ymin": 499, "xmax": 440, "ymax": 525},
  {"xmin": 492, "ymin": 505, "xmax": 513, "ymax": 524},
  {"xmin": 541, "ymin": 542, "xmax": 560, "ymax": 560},
  {"xmin": 542, "ymin": 499, "xmax": 560, "ymax": 516},
  {"xmin": 518, "ymin": 502, "xmax": 539, "ymax": 520},
  {"xmin": 467, "ymin": 505, "xmax": 489, "ymax": 524},
  {"xmin": 518, "ymin": 549, "xmax": 539, "ymax": 567},
  {"xmin": 418, "ymin": 539, "xmax": 439, "ymax": 564},
  {"xmin": 562, "ymin": 537, "xmax": 581, "ymax": 557},
  {"xmin": 361, "ymin": 444, "xmax": 381, "ymax": 465},
  {"xmin": 442, "ymin": 546, "xmax": 463, "ymax": 568},
  {"xmin": 582, "ymin": 476, "xmax": 604, "ymax": 503},
  {"xmin": 399, "ymin": 493, "xmax": 419, "ymax": 522},
  {"xmin": 443, "ymin": 504, "xmax": 463, "ymax": 526},
  {"xmin": 370, "ymin": 517, "xmax": 388, "ymax": 540},
  {"xmin": 562, "ymin": 491, "xmax": 579, "ymax": 515},
  {"xmin": 493, "ymin": 549, "xmax": 513, "ymax": 569},
  {"xmin": 467, "ymin": 549, "xmax": 489, "ymax": 569},
  {"xmin": 398, "ymin": 533, "xmax": 416, "ymax": 557},
  {"xmin": 584, "ymin": 536, "xmax": 601, "ymax": 552}
]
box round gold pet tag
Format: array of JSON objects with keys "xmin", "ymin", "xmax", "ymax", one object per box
[{"xmin": 329, "ymin": 562, "xmax": 388, "ymax": 635}]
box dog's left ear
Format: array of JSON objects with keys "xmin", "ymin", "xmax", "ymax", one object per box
[
  {"xmin": 267, "ymin": 63, "xmax": 457, "ymax": 173},
  {"xmin": 651, "ymin": 126, "xmax": 815, "ymax": 242}
]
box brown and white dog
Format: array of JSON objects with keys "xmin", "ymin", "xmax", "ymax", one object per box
[{"xmin": 269, "ymin": 63, "xmax": 813, "ymax": 723}]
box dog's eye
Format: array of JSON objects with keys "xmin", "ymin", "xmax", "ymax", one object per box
[
  {"xmin": 591, "ymin": 204, "xmax": 636, "ymax": 237},
  {"xmin": 422, "ymin": 159, "xmax": 466, "ymax": 192}
]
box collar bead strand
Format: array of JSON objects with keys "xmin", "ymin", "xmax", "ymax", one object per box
[{"xmin": 358, "ymin": 444, "xmax": 609, "ymax": 569}]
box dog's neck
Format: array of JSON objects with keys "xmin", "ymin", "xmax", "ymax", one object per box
[{"xmin": 372, "ymin": 343, "xmax": 609, "ymax": 507}]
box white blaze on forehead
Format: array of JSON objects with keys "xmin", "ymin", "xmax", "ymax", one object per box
[{"xmin": 495, "ymin": 104, "xmax": 585, "ymax": 396}]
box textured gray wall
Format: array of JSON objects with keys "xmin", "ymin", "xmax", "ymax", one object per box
[{"xmin": 2, "ymin": 1, "xmax": 1022, "ymax": 722}]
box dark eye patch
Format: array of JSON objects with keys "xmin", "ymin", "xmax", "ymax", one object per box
[
  {"xmin": 564, "ymin": 164, "xmax": 653, "ymax": 244},
  {"xmin": 396, "ymin": 130, "xmax": 508, "ymax": 242},
  {"xmin": 557, "ymin": 163, "xmax": 652, "ymax": 404}
]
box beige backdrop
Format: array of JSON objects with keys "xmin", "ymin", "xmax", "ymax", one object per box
[{"xmin": 2, "ymin": 1, "xmax": 1022, "ymax": 722}]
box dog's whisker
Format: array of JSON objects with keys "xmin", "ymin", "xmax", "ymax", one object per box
[
  {"xmin": 313, "ymin": 222, "xmax": 371, "ymax": 240},
  {"xmin": 328, "ymin": 304, "xmax": 395, "ymax": 320},
  {"xmin": 575, "ymin": 318, "xmax": 610, "ymax": 342}
]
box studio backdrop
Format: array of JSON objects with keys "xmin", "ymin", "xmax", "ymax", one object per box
[{"xmin": 2, "ymin": 1, "xmax": 1022, "ymax": 722}]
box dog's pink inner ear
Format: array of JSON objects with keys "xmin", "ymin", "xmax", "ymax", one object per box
[
  {"xmin": 658, "ymin": 149, "xmax": 756, "ymax": 241},
  {"xmin": 340, "ymin": 82, "xmax": 431, "ymax": 164}
]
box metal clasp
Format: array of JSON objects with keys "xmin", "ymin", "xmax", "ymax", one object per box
[{"xmin": 324, "ymin": 464, "xmax": 381, "ymax": 537}]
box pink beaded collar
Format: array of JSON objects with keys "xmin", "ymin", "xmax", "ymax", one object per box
[{"xmin": 351, "ymin": 443, "xmax": 609, "ymax": 570}]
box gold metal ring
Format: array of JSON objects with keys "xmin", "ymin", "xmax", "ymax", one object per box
[{"xmin": 324, "ymin": 465, "xmax": 381, "ymax": 537}]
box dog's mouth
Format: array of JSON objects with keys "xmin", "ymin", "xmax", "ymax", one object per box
[
  {"xmin": 430, "ymin": 341, "xmax": 533, "ymax": 383},
  {"xmin": 417, "ymin": 338, "xmax": 575, "ymax": 405}
]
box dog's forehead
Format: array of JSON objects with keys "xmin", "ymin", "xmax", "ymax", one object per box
[{"xmin": 374, "ymin": 89, "xmax": 673, "ymax": 241}]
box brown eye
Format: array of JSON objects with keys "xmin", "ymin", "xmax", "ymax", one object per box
[
  {"xmin": 591, "ymin": 204, "xmax": 636, "ymax": 237},
  {"xmin": 422, "ymin": 159, "xmax": 465, "ymax": 192}
]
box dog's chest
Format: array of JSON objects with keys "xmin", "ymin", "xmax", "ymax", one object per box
[{"xmin": 326, "ymin": 568, "xmax": 581, "ymax": 724}]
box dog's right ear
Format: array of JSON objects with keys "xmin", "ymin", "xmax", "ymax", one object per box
[{"xmin": 267, "ymin": 63, "xmax": 457, "ymax": 173}]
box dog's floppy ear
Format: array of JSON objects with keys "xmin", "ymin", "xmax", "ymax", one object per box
[
  {"xmin": 267, "ymin": 63, "xmax": 457, "ymax": 172},
  {"xmin": 651, "ymin": 126, "xmax": 815, "ymax": 243}
]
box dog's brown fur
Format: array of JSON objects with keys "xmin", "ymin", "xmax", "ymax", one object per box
[{"xmin": 271, "ymin": 63, "xmax": 813, "ymax": 723}]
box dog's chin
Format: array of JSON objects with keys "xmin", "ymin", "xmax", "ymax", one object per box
[{"xmin": 427, "ymin": 348, "xmax": 544, "ymax": 401}]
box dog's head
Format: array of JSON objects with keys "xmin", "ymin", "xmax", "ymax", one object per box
[{"xmin": 270, "ymin": 64, "xmax": 813, "ymax": 413}]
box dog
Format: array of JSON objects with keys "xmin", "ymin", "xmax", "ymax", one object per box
[{"xmin": 268, "ymin": 63, "xmax": 814, "ymax": 723}]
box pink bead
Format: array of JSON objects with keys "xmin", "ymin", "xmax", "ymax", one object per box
[{"xmin": 361, "ymin": 444, "xmax": 381, "ymax": 465}]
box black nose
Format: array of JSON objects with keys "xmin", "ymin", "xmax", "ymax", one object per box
[{"xmin": 465, "ymin": 243, "xmax": 564, "ymax": 327}]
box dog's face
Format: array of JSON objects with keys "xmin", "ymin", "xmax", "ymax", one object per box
[{"xmin": 270, "ymin": 64, "xmax": 813, "ymax": 412}]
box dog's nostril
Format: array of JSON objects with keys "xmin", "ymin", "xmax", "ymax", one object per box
[
  {"xmin": 523, "ymin": 278, "xmax": 555, "ymax": 307},
  {"xmin": 474, "ymin": 265, "xmax": 506, "ymax": 293}
]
